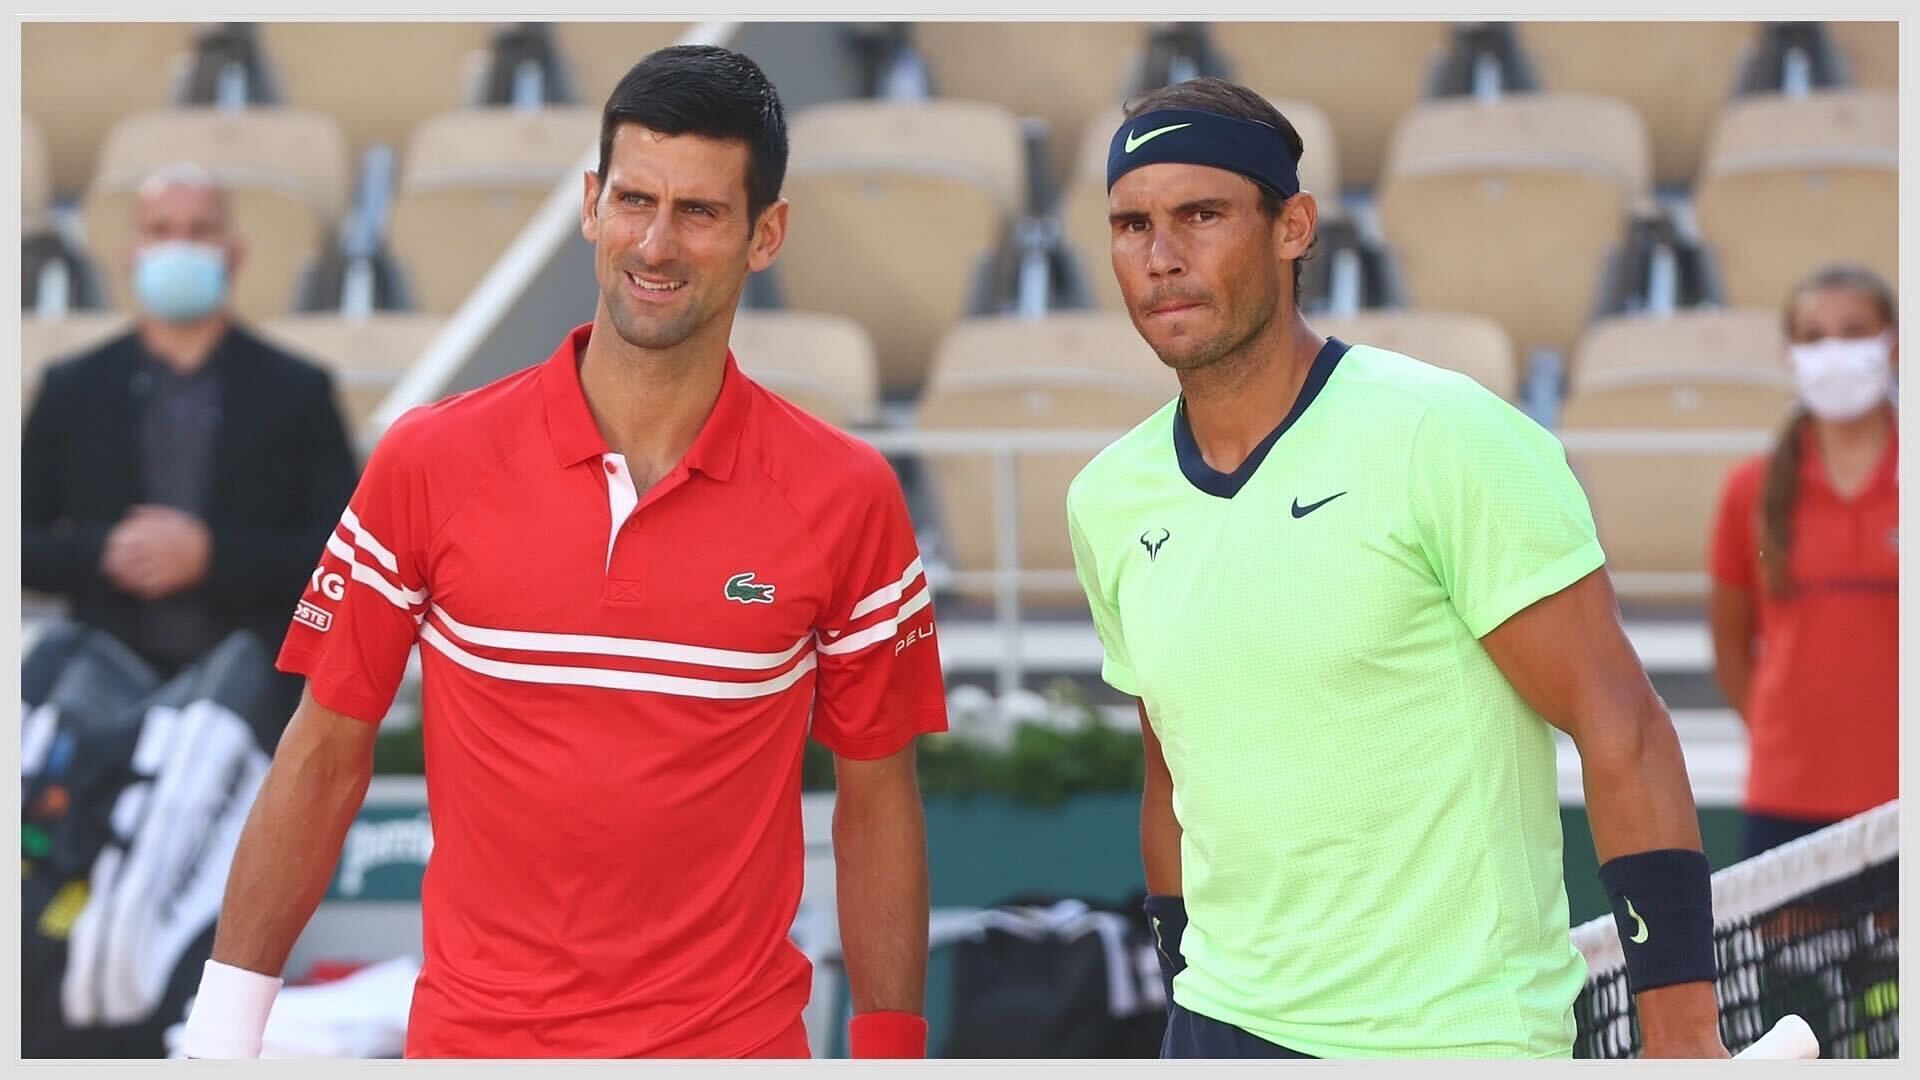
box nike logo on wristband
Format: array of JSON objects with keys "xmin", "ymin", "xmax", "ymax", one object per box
[{"xmin": 1625, "ymin": 896, "xmax": 1650, "ymax": 944}]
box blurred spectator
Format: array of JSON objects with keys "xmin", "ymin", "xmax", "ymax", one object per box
[
  {"xmin": 1708, "ymin": 264, "xmax": 1898, "ymax": 859},
  {"xmin": 22, "ymin": 163, "xmax": 358, "ymax": 727}
]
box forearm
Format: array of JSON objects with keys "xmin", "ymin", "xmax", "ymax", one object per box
[
  {"xmin": 1712, "ymin": 658, "xmax": 1751, "ymax": 721},
  {"xmin": 1706, "ymin": 592, "xmax": 1755, "ymax": 723},
  {"xmin": 211, "ymin": 738, "xmax": 373, "ymax": 975},
  {"xmin": 1576, "ymin": 695, "xmax": 1723, "ymax": 1054},
  {"xmin": 1141, "ymin": 776, "xmax": 1182, "ymax": 896},
  {"xmin": 833, "ymin": 783, "xmax": 929, "ymax": 1015},
  {"xmin": 1576, "ymin": 695, "xmax": 1704, "ymax": 861}
]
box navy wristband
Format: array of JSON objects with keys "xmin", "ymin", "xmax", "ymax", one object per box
[
  {"xmin": 1142, "ymin": 893, "xmax": 1189, "ymax": 1008},
  {"xmin": 1596, "ymin": 849, "xmax": 1717, "ymax": 994}
]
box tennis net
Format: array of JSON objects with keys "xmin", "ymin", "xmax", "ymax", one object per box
[{"xmin": 1570, "ymin": 800, "xmax": 1899, "ymax": 1058}]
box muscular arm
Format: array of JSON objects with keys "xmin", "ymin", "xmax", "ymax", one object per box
[
  {"xmin": 832, "ymin": 745, "xmax": 929, "ymax": 1017},
  {"xmin": 1139, "ymin": 701, "xmax": 1181, "ymax": 896},
  {"xmin": 1706, "ymin": 584, "xmax": 1757, "ymax": 723},
  {"xmin": 210, "ymin": 687, "xmax": 378, "ymax": 976},
  {"xmin": 1480, "ymin": 567, "xmax": 1724, "ymax": 1057}
]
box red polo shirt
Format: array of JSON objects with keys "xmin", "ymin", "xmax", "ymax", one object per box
[
  {"xmin": 1709, "ymin": 426, "xmax": 1898, "ymax": 821},
  {"xmin": 278, "ymin": 323, "xmax": 948, "ymax": 1057}
]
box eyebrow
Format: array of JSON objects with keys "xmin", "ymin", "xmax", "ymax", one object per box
[
  {"xmin": 609, "ymin": 183, "xmax": 733, "ymax": 214},
  {"xmin": 1172, "ymin": 197, "xmax": 1233, "ymax": 215},
  {"xmin": 1108, "ymin": 196, "xmax": 1235, "ymax": 225}
]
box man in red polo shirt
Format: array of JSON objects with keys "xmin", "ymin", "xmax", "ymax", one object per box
[{"xmin": 181, "ymin": 46, "xmax": 947, "ymax": 1058}]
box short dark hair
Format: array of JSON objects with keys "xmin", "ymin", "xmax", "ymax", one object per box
[
  {"xmin": 1123, "ymin": 78, "xmax": 1313, "ymax": 305},
  {"xmin": 597, "ymin": 45, "xmax": 788, "ymax": 222}
]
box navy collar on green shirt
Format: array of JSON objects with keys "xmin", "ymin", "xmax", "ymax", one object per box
[{"xmin": 1173, "ymin": 336, "xmax": 1351, "ymax": 499}]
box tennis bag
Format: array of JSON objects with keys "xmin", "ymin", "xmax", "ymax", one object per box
[
  {"xmin": 940, "ymin": 892, "xmax": 1169, "ymax": 1057},
  {"xmin": 22, "ymin": 625, "xmax": 277, "ymax": 1058}
]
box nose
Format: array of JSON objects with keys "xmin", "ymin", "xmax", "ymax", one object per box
[
  {"xmin": 635, "ymin": 209, "xmax": 681, "ymax": 268},
  {"xmin": 1146, "ymin": 228, "xmax": 1185, "ymax": 281}
]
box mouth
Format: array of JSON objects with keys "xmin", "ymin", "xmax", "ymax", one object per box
[
  {"xmin": 1148, "ymin": 302, "xmax": 1202, "ymax": 317},
  {"xmin": 624, "ymin": 270, "xmax": 687, "ymax": 297}
]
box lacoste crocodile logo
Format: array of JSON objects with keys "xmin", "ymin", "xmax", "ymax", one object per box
[{"xmin": 724, "ymin": 572, "xmax": 776, "ymax": 605}]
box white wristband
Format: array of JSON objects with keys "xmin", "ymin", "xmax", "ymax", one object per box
[{"xmin": 181, "ymin": 960, "xmax": 282, "ymax": 1058}]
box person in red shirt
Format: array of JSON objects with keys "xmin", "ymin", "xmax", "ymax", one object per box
[
  {"xmin": 1708, "ymin": 264, "xmax": 1898, "ymax": 860},
  {"xmin": 180, "ymin": 46, "xmax": 948, "ymax": 1059}
]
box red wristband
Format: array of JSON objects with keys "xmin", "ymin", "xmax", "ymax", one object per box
[{"xmin": 848, "ymin": 1010, "xmax": 927, "ymax": 1058}]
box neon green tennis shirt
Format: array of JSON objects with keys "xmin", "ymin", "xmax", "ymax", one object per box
[{"xmin": 1067, "ymin": 338, "xmax": 1601, "ymax": 1057}]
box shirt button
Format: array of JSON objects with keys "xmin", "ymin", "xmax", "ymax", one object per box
[{"xmin": 604, "ymin": 460, "xmax": 618, "ymax": 475}]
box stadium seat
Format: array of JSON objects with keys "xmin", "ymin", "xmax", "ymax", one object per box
[
  {"xmin": 1311, "ymin": 310, "xmax": 1519, "ymax": 400},
  {"xmin": 1569, "ymin": 307, "xmax": 1785, "ymax": 383},
  {"xmin": 258, "ymin": 312, "xmax": 448, "ymax": 441},
  {"xmin": 914, "ymin": 312, "xmax": 1177, "ymax": 607},
  {"xmin": 1208, "ymin": 21, "xmax": 1452, "ymax": 191},
  {"xmin": 781, "ymin": 99, "xmax": 1027, "ymax": 397},
  {"xmin": 256, "ymin": 22, "xmax": 495, "ymax": 155},
  {"xmin": 910, "ymin": 21, "xmax": 1154, "ymax": 185},
  {"xmin": 1376, "ymin": 93, "xmax": 1650, "ymax": 357},
  {"xmin": 1825, "ymin": 20, "xmax": 1898, "ymax": 90},
  {"xmin": 387, "ymin": 106, "xmax": 599, "ymax": 314},
  {"xmin": 729, "ymin": 311, "xmax": 880, "ymax": 430},
  {"xmin": 81, "ymin": 108, "xmax": 351, "ymax": 321},
  {"xmin": 21, "ymin": 313, "xmax": 134, "ymax": 415},
  {"xmin": 1514, "ymin": 21, "xmax": 1760, "ymax": 187},
  {"xmin": 23, "ymin": 113, "xmax": 52, "ymax": 235},
  {"xmin": 1061, "ymin": 98, "xmax": 1341, "ymax": 313},
  {"xmin": 1560, "ymin": 312, "xmax": 1794, "ymax": 603},
  {"xmin": 21, "ymin": 22, "xmax": 195, "ymax": 197},
  {"xmin": 1562, "ymin": 356, "xmax": 1795, "ymax": 433},
  {"xmin": 1695, "ymin": 90, "xmax": 1897, "ymax": 310},
  {"xmin": 550, "ymin": 21, "xmax": 691, "ymax": 106}
]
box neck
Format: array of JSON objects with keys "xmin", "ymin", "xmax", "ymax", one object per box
[
  {"xmin": 1176, "ymin": 310, "xmax": 1325, "ymax": 474},
  {"xmin": 577, "ymin": 307, "xmax": 733, "ymax": 481},
  {"xmin": 1812, "ymin": 402, "xmax": 1896, "ymax": 460},
  {"xmin": 139, "ymin": 314, "xmax": 229, "ymax": 374}
]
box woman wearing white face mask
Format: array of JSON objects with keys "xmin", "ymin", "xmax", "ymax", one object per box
[{"xmin": 1708, "ymin": 264, "xmax": 1898, "ymax": 859}]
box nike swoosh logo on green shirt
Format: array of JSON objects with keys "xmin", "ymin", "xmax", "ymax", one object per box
[
  {"xmin": 1125, "ymin": 123, "xmax": 1192, "ymax": 153},
  {"xmin": 1625, "ymin": 896, "xmax": 1649, "ymax": 944}
]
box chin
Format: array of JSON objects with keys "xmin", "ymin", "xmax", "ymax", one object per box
[
  {"xmin": 1143, "ymin": 331, "xmax": 1205, "ymax": 370},
  {"xmin": 1154, "ymin": 339, "xmax": 1234, "ymax": 373},
  {"xmin": 611, "ymin": 318, "xmax": 694, "ymax": 352},
  {"xmin": 607, "ymin": 300, "xmax": 700, "ymax": 351}
]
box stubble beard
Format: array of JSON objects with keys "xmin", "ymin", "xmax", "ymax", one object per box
[{"xmin": 1148, "ymin": 294, "xmax": 1278, "ymax": 376}]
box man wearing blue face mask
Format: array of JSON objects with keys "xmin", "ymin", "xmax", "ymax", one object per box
[{"xmin": 22, "ymin": 163, "xmax": 358, "ymax": 730}]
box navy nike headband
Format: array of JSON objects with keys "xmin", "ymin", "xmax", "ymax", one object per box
[{"xmin": 1106, "ymin": 108, "xmax": 1301, "ymax": 198}]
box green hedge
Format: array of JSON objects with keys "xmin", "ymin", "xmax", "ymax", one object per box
[{"xmin": 375, "ymin": 682, "xmax": 1146, "ymax": 807}]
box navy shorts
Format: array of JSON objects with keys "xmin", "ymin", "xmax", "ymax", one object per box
[
  {"xmin": 1162, "ymin": 1002, "xmax": 1315, "ymax": 1059},
  {"xmin": 1143, "ymin": 895, "xmax": 1313, "ymax": 1059}
]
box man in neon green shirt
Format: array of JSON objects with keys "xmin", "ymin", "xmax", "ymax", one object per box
[{"xmin": 1068, "ymin": 78, "xmax": 1730, "ymax": 1059}]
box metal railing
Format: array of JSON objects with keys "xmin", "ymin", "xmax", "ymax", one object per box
[
  {"xmin": 854, "ymin": 424, "xmax": 1776, "ymax": 702},
  {"xmin": 860, "ymin": 427, "xmax": 1117, "ymax": 702}
]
